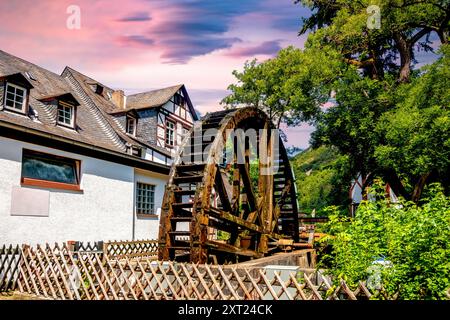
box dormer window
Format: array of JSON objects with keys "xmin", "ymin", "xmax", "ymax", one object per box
[
  {"xmin": 4, "ymin": 82, "xmax": 27, "ymax": 113},
  {"xmin": 126, "ymin": 116, "xmax": 137, "ymax": 136},
  {"xmin": 57, "ymin": 101, "xmax": 75, "ymax": 128},
  {"xmin": 95, "ymin": 84, "xmax": 104, "ymax": 95}
]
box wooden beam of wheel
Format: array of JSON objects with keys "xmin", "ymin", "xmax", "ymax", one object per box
[
  {"xmin": 208, "ymin": 207, "xmax": 264, "ymax": 234},
  {"xmin": 214, "ymin": 168, "xmax": 232, "ymax": 212},
  {"xmin": 238, "ymin": 163, "xmax": 257, "ymax": 213}
]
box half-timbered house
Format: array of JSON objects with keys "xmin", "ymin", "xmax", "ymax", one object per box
[{"xmin": 0, "ymin": 50, "xmax": 197, "ymax": 245}]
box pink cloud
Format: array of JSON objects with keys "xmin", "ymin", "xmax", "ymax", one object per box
[
  {"xmin": 0, "ymin": 0, "xmax": 305, "ymax": 69},
  {"xmin": 0, "ymin": 0, "xmax": 313, "ymax": 148},
  {"xmin": 116, "ymin": 35, "xmax": 155, "ymax": 48},
  {"xmin": 0, "ymin": 0, "xmax": 158, "ymax": 70}
]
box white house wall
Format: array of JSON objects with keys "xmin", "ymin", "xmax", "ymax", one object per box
[
  {"xmin": 0, "ymin": 136, "xmax": 166, "ymax": 245},
  {"xmin": 186, "ymin": 112, "xmax": 193, "ymax": 123},
  {"xmin": 162, "ymin": 97, "xmax": 194, "ymax": 121},
  {"xmin": 133, "ymin": 170, "xmax": 167, "ymax": 240}
]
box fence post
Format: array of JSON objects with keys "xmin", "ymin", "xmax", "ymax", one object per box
[
  {"xmin": 101, "ymin": 241, "xmax": 107, "ymax": 263},
  {"xmin": 67, "ymin": 241, "xmax": 76, "ymax": 252}
]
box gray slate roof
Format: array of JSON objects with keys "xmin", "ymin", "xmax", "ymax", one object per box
[
  {"xmin": 124, "ymin": 84, "xmax": 183, "ymax": 112},
  {"xmin": 0, "ymin": 50, "xmax": 126, "ymax": 153},
  {"xmin": 0, "ymin": 50, "xmax": 191, "ymax": 160},
  {"xmin": 62, "ymin": 67, "xmax": 136, "ymax": 150},
  {"xmin": 0, "ymin": 51, "xmax": 71, "ymax": 99}
]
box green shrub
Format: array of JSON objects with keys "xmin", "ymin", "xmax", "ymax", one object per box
[{"xmin": 320, "ymin": 182, "xmax": 450, "ymax": 299}]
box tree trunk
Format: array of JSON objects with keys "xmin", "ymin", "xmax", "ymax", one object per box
[
  {"xmin": 411, "ymin": 172, "xmax": 431, "ymax": 203},
  {"xmin": 360, "ymin": 171, "xmax": 371, "ymax": 201},
  {"xmin": 437, "ymin": 14, "xmax": 449, "ymax": 44},
  {"xmin": 381, "ymin": 168, "xmax": 410, "ymax": 201},
  {"xmin": 394, "ymin": 33, "xmax": 413, "ymax": 83},
  {"xmin": 276, "ymin": 114, "xmax": 283, "ymax": 129}
]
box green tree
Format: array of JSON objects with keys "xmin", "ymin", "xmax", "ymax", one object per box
[
  {"xmin": 300, "ymin": 0, "xmax": 450, "ymax": 201},
  {"xmin": 312, "ymin": 45, "xmax": 450, "ymax": 201},
  {"xmin": 221, "ymin": 46, "xmax": 341, "ymax": 127},
  {"xmin": 311, "ymin": 71, "xmax": 397, "ymax": 190},
  {"xmin": 375, "ymin": 46, "xmax": 450, "ymax": 201},
  {"xmin": 223, "ymin": 0, "xmax": 450, "ymax": 202},
  {"xmin": 297, "ymin": 0, "xmax": 449, "ymax": 82}
]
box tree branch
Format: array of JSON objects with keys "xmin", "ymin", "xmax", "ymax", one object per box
[
  {"xmin": 410, "ymin": 27, "xmax": 433, "ymax": 46},
  {"xmin": 344, "ymin": 58, "xmax": 375, "ymax": 67},
  {"xmin": 390, "ymin": 0, "xmax": 448, "ymax": 12}
]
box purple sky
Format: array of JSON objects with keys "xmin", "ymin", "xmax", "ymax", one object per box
[{"xmin": 0, "ymin": 1, "xmax": 439, "ymax": 149}]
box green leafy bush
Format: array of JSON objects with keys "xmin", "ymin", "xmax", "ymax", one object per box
[{"xmin": 320, "ymin": 182, "xmax": 450, "ymax": 299}]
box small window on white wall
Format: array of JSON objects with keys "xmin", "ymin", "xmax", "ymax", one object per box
[
  {"xmin": 21, "ymin": 149, "xmax": 81, "ymax": 191},
  {"xmin": 136, "ymin": 182, "xmax": 155, "ymax": 215}
]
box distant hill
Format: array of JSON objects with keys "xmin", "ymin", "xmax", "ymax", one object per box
[{"xmin": 291, "ymin": 146, "xmax": 350, "ymax": 215}]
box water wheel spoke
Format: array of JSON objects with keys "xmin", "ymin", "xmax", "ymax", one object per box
[
  {"xmin": 237, "ymin": 163, "xmax": 257, "ymax": 213},
  {"xmin": 214, "ymin": 168, "xmax": 232, "ymax": 212}
]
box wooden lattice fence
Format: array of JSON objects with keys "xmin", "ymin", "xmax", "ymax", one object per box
[
  {"xmin": 71, "ymin": 241, "xmax": 104, "ymax": 253},
  {"xmin": 67, "ymin": 239, "xmax": 159, "ymax": 260},
  {"xmin": 0, "ymin": 245, "xmax": 22, "ymax": 292},
  {"xmin": 0, "ymin": 243, "xmax": 383, "ymax": 300},
  {"xmin": 103, "ymin": 240, "xmax": 158, "ymax": 260}
]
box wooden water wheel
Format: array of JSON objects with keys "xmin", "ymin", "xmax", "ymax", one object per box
[{"xmin": 158, "ymin": 107, "xmax": 299, "ymax": 263}]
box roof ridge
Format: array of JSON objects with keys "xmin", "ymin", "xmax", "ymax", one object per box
[
  {"xmin": 0, "ymin": 50, "xmax": 63, "ymax": 79},
  {"xmin": 127, "ymin": 84, "xmax": 183, "ymax": 98},
  {"xmin": 63, "ymin": 66, "xmax": 115, "ymax": 92}
]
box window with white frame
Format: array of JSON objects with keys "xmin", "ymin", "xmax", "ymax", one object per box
[
  {"xmin": 165, "ymin": 120, "xmax": 175, "ymax": 146},
  {"xmin": 126, "ymin": 116, "xmax": 137, "ymax": 136},
  {"xmin": 57, "ymin": 101, "xmax": 75, "ymax": 128},
  {"xmin": 136, "ymin": 182, "xmax": 155, "ymax": 215},
  {"xmin": 4, "ymin": 82, "xmax": 27, "ymax": 113}
]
